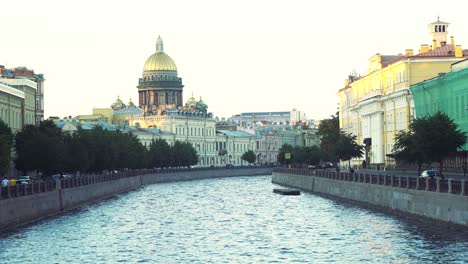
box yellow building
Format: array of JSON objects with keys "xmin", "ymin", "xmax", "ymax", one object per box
[{"xmin": 338, "ymin": 19, "xmax": 468, "ymax": 168}]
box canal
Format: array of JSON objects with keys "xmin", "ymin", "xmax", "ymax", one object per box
[{"xmin": 1, "ymin": 176, "xmax": 467, "ymax": 263}]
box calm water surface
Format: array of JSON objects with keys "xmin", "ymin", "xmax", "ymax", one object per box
[{"xmin": 1, "ymin": 176, "xmax": 468, "ymax": 263}]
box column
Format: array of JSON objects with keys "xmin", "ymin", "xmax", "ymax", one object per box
[{"xmin": 373, "ymin": 112, "xmax": 384, "ymax": 164}]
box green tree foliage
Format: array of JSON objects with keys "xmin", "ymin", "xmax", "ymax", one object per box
[
  {"xmin": 317, "ymin": 114, "xmax": 340, "ymax": 162},
  {"xmin": 424, "ymin": 112, "xmax": 466, "ymax": 173},
  {"xmin": 278, "ymin": 144, "xmax": 294, "ymax": 164},
  {"xmin": 335, "ymin": 132, "xmax": 364, "ymax": 167},
  {"xmin": 15, "ymin": 123, "xmax": 149, "ymax": 175},
  {"xmin": 0, "ymin": 119, "xmax": 13, "ymax": 176},
  {"xmin": 299, "ymin": 146, "xmax": 322, "ymax": 166},
  {"xmin": 14, "ymin": 121, "xmax": 203, "ymax": 174},
  {"xmin": 278, "ymin": 144, "xmax": 321, "ymax": 166},
  {"xmin": 171, "ymin": 141, "xmax": 198, "ymax": 167},
  {"xmin": 75, "ymin": 127, "xmax": 147, "ymax": 172},
  {"xmin": 241, "ymin": 150, "xmax": 256, "ymax": 164},
  {"xmin": 393, "ymin": 112, "xmax": 466, "ymax": 175},
  {"xmin": 62, "ymin": 132, "xmax": 90, "ymax": 173},
  {"xmin": 148, "ymin": 138, "xmax": 172, "ymax": 168},
  {"xmin": 393, "ymin": 129, "xmax": 426, "ymax": 175},
  {"xmin": 76, "ymin": 127, "xmax": 114, "ymax": 173},
  {"xmin": 15, "ymin": 121, "xmax": 65, "ymax": 176}
]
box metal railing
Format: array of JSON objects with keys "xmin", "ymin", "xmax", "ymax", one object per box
[
  {"xmin": 0, "ymin": 166, "xmax": 271, "ymax": 200},
  {"xmin": 273, "ymin": 168, "xmax": 467, "ymax": 196}
]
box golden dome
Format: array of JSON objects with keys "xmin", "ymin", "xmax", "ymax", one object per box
[{"xmin": 143, "ymin": 36, "xmax": 177, "ymax": 72}]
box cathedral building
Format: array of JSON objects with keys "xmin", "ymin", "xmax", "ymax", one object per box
[
  {"xmin": 126, "ymin": 37, "xmax": 254, "ymax": 166},
  {"xmin": 138, "ymin": 36, "xmax": 184, "ymax": 115},
  {"xmin": 61, "ymin": 36, "xmax": 257, "ymax": 167}
]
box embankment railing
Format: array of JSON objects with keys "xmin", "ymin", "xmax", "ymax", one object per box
[
  {"xmin": 273, "ymin": 168, "xmax": 467, "ymax": 196},
  {"xmin": 1, "ymin": 166, "xmax": 270, "ymax": 200}
]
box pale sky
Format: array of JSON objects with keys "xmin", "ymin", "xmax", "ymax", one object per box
[{"xmin": 1, "ymin": 0, "xmax": 467, "ymax": 120}]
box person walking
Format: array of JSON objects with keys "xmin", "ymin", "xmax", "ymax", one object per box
[
  {"xmin": 8, "ymin": 177, "xmax": 17, "ymax": 197},
  {"xmin": 1, "ymin": 176, "xmax": 9, "ymax": 198},
  {"xmin": 9, "ymin": 177, "xmax": 16, "ymax": 187},
  {"xmin": 1, "ymin": 177, "xmax": 9, "ymax": 187}
]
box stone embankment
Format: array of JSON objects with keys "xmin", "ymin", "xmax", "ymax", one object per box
[
  {"xmin": 273, "ymin": 168, "xmax": 468, "ymax": 226},
  {"xmin": 0, "ymin": 167, "xmax": 272, "ymax": 231}
]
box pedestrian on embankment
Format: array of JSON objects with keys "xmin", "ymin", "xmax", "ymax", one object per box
[
  {"xmin": 9, "ymin": 177, "xmax": 16, "ymax": 187},
  {"xmin": 1, "ymin": 176, "xmax": 9, "ymax": 198},
  {"xmin": 1, "ymin": 177, "xmax": 9, "ymax": 187}
]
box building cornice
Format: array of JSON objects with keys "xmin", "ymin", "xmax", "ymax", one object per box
[{"xmin": 0, "ymin": 82, "xmax": 25, "ymax": 98}]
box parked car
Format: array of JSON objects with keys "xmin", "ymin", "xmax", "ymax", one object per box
[
  {"xmin": 17, "ymin": 176, "xmax": 32, "ymax": 184},
  {"xmin": 226, "ymin": 164, "xmax": 234, "ymax": 168},
  {"xmin": 51, "ymin": 174, "xmax": 63, "ymax": 180},
  {"xmin": 420, "ymin": 169, "xmax": 441, "ymax": 179},
  {"xmin": 51, "ymin": 173, "xmax": 71, "ymax": 180},
  {"xmin": 308, "ymin": 165, "xmax": 317, "ymax": 169},
  {"xmin": 320, "ymin": 162, "xmax": 334, "ymax": 169}
]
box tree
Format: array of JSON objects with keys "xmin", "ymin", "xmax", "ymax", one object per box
[
  {"xmin": 15, "ymin": 122, "xmax": 65, "ymax": 176},
  {"xmin": 301, "ymin": 145, "xmax": 322, "ymax": 166},
  {"xmin": 419, "ymin": 112, "xmax": 466, "ymax": 175},
  {"xmin": 393, "ymin": 129, "xmax": 426, "ymax": 175},
  {"xmin": 317, "ymin": 114, "xmax": 340, "ymax": 162},
  {"xmin": 278, "ymin": 144, "xmax": 294, "ymax": 165},
  {"xmin": 392, "ymin": 112, "xmax": 466, "ymax": 175},
  {"xmin": 171, "ymin": 141, "xmax": 198, "ymax": 167},
  {"xmin": 241, "ymin": 150, "xmax": 256, "ymax": 164},
  {"xmin": 335, "ymin": 131, "xmax": 364, "ymax": 168},
  {"xmin": 0, "ymin": 119, "xmax": 13, "ymax": 176},
  {"xmin": 62, "ymin": 132, "xmax": 90, "ymax": 174},
  {"xmin": 148, "ymin": 138, "xmax": 172, "ymax": 168}
]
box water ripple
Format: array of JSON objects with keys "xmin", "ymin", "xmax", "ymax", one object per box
[{"xmin": 1, "ymin": 176, "xmax": 468, "ymax": 263}]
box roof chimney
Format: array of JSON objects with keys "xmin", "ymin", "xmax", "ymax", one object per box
[
  {"xmin": 419, "ymin": 44, "xmax": 430, "ymax": 54},
  {"xmin": 450, "ymin": 36, "xmax": 455, "ymax": 46},
  {"xmin": 455, "ymin": 45, "xmax": 463, "ymax": 58},
  {"xmin": 432, "ymin": 39, "xmax": 437, "ymax": 50},
  {"xmin": 405, "ymin": 49, "xmax": 414, "ymax": 56}
]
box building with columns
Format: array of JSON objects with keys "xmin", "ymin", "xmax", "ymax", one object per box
[
  {"xmin": 254, "ymin": 125, "xmax": 320, "ymax": 165},
  {"xmin": 0, "ymin": 77, "xmax": 37, "ymax": 131},
  {"xmin": 0, "ymin": 66, "xmax": 45, "ymax": 125},
  {"xmin": 228, "ymin": 109, "xmax": 307, "ymax": 127},
  {"xmin": 0, "ymin": 81, "xmax": 25, "ymax": 132},
  {"xmin": 138, "ymin": 36, "xmax": 184, "ymax": 115},
  {"xmin": 338, "ymin": 18, "xmax": 468, "ymax": 168}
]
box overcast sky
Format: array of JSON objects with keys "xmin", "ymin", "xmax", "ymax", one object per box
[{"xmin": 1, "ymin": 0, "xmax": 467, "ymax": 120}]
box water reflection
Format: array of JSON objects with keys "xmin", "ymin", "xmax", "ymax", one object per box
[{"xmin": 0, "ymin": 176, "xmax": 467, "ymax": 263}]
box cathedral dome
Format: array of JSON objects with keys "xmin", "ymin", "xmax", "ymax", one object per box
[
  {"xmin": 111, "ymin": 96, "xmax": 126, "ymax": 110},
  {"xmin": 143, "ymin": 36, "xmax": 177, "ymax": 72},
  {"xmin": 186, "ymin": 95, "xmax": 197, "ymax": 107}
]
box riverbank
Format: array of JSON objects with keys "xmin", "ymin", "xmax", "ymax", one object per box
[
  {"xmin": 272, "ymin": 169, "xmax": 468, "ymax": 226},
  {"xmin": 0, "ymin": 167, "xmax": 272, "ymax": 232}
]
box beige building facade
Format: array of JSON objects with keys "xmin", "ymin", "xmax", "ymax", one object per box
[{"xmin": 338, "ymin": 19, "xmax": 468, "ymax": 168}]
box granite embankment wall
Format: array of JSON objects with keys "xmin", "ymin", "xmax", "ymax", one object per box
[
  {"xmin": 273, "ymin": 169, "xmax": 468, "ymax": 226},
  {"xmin": 0, "ymin": 168, "xmax": 272, "ymax": 231}
]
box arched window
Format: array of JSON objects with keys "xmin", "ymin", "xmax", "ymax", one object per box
[
  {"xmin": 435, "ymin": 25, "xmax": 438, "ymax": 32},
  {"xmin": 442, "ymin": 25, "xmax": 446, "ymax": 32}
]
